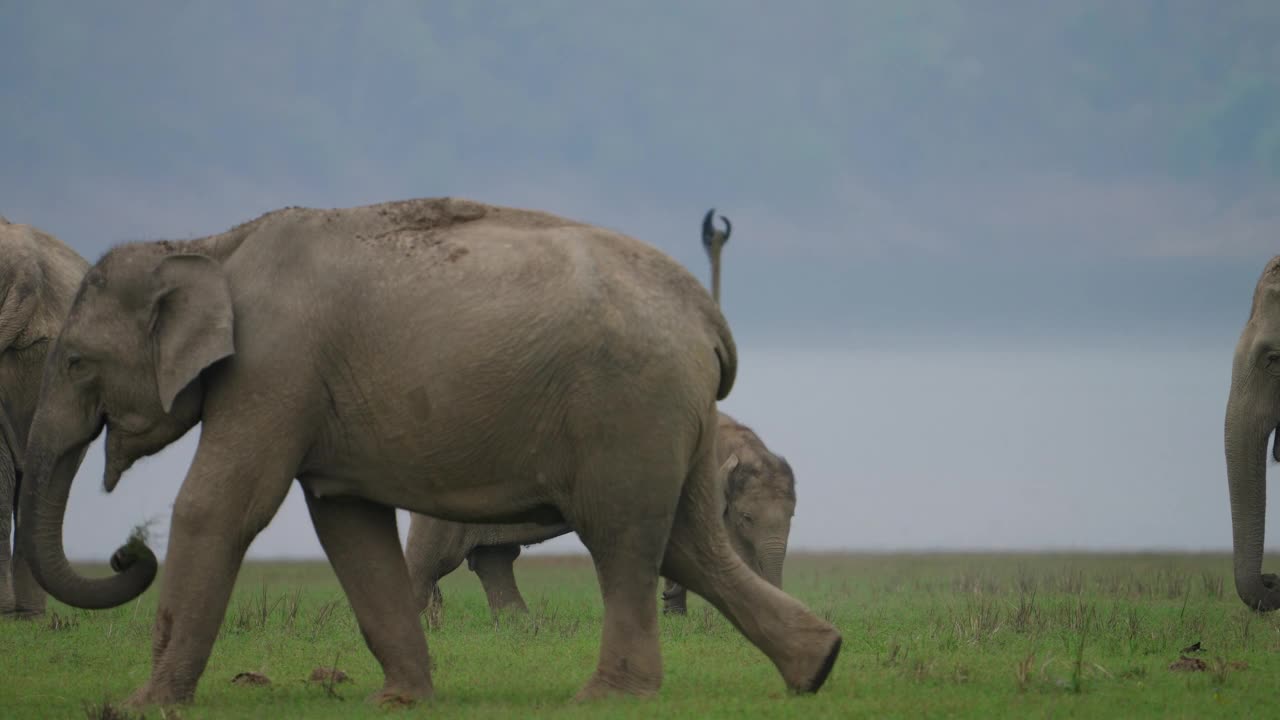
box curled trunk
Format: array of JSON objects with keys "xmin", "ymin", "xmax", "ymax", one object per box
[{"xmin": 16, "ymin": 441, "xmax": 156, "ymax": 609}]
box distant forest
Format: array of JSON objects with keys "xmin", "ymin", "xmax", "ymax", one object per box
[{"xmin": 8, "ymin": 1, "xmax": 1277, "ymax": 213}]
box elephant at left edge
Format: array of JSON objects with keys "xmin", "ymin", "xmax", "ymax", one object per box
[
  {"xmin": 14, "ymin": 197, "xmax": 842, "ymax": 709},
  {"xmin": 0, "ymin": 216, "xmax": 89, "ymax": 618}
]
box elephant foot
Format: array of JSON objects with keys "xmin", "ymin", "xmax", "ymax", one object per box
[
  {"xmin": 572, "ymin": 669, "xmax": 660, "ymax": 702},
  {"xmin": 368, "ymin": 685, "xmax": 430, "ymax": 710},
  {"xmin": 124, "ymin": 681, "xmax": 196, "ymax": 710},
  {"xmin": 778, "ymin": 632, "xmax": 842, "ymax": 695},
  {"xmin": 490, "ymin": 603, "xmax": 530, "ymax": 627},
  {"xmin": 494, "ymin": 599, "xmax": 530, "ymax": 614},
  {"xmin": 1, "ymin": 607, "xmax": 46, "ymax": 621}
]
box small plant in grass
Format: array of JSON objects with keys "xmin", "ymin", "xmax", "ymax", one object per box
[
  {"xmin": 48, "ymin": 610, "xmax": 79, "ymax": 632},
  {"xmin": 81, "ymin": 699, "xmax": 144, "ymax": 720},
  {"xmin": 1015, "ymin": 652, "xmax": 1035, "ymax": 693}
]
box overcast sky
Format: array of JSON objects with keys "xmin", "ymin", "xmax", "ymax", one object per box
[{"xmin": 3, "ymin": 2, "xmax": 1280, "ymax": 561}]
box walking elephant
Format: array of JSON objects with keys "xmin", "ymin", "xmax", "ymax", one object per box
[
  {"xmin": 1225, "ymin": 255, "xmax": 1280, "ymax": 612},
  {"xmin": 404, "ymin": 411, "xmax": 795, "ymax": 622},
  {"xmin": 405, "ymin": 206, "xmax": 796, "ymax": 622},
  {"xmin": 16, "ymin": 197, "xmax": 841, "ymax": 709},
  {"xmin": 0, "ymin": 217, "xmax": 88, "ymax": 618}
]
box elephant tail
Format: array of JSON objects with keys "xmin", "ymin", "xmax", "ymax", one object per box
[{"xmin": 710, "ymin": 308, "xmax": 737, "ymax": 401}]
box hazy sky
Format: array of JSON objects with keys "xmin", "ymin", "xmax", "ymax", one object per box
[{"xmin": 3, "ymin": 3, "xmax": 1280, "ymax": 560}]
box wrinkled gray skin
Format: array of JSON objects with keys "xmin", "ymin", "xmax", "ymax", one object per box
[
  {"xmin": 0, "ymin": 217, "xmax": 88, "ymax": 618},
  {"xmin": 406, "ymin": 207, "xmax": 797, "ymax": 621},
  {"xmin": 1225, "ymin": 255, "xmax": 1280, "ymax": 612},
  {"xmin": 405, "ymin": 412, "xmax": 795, "ymax": 622},
  {"xmin": 16, "ymin": 198, "xmax": 841, "ymax": 709}
]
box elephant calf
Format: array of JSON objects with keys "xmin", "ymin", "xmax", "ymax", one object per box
[
  {"xmin": 405, "ymin": 411, "xmax": 795, "ymax": 622},
  {"xmin": 0, "ymin": 217, "xmax": 88, "ymax": 618}
]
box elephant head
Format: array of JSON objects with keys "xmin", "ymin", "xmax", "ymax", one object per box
[
  {"xmin": 1225, "ymin": 255, "xmax": 1280, "ymax": 612},
  {"xmin": 17, "ymin": 246, "xmax": 235, "ymax": 610},
  {"xmin": 723, "ymin": 444, "xmax": 795, "ymax": 588}
]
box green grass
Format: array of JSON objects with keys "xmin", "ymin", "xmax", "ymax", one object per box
[{"xmin": 2, "ymin": 552, "xmax": 1278, "ymax": 718}]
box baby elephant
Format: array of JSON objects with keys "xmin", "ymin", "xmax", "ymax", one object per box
[{"xmin": 405, "ymin": 411, "xmax": 795, "ymax": 623}]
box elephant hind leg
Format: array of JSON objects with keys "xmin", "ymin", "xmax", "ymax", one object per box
[
  {"xmin": 564, "ymin": 457, "xmax": 682, "ymax": 701},
  {"xmin": 306, "ymin": 492, "xmax": 432, "ymax": 705},
  {"xmin": 470, "ymin": 544, "xmax": 529, "ymax": 616},
  {"xmin": 661, "ymin": 453, "xmax": 841, "ymax": 695},
  {"xmin": 661, "ymin": 579, "xmax": 688, "ymax": 615}
]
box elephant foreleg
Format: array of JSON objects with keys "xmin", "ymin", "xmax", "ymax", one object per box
[
  {"xmin": 468, "ymin": 544, "xmax": 529, "ymax": 617},
  {"xmin": 9, "ymin": 472, "xmax": 46, "ymax": 618},
  {"xmin": 125, "ymin": 431, "xmax": 298, "ymax": 708},
  {"xmin": 0, "ymin": 451, "xmax": 14, "ymax": 615},
  {"xmin": 0, "ymin": 517, "xmax": 11, "ymax": 616}
]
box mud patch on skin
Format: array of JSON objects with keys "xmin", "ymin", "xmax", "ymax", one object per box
[{"xmin": 370, "ymin": 197, "xmax": 489, "ymax": 250}]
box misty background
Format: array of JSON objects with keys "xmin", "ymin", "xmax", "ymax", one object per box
[{"xmin": 2, "ymin": 2, "xmax": 1279, "ymax": 559}]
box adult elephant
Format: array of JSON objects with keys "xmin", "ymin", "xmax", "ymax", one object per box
[
  {"xmin": 1225, "ymin": 255, "xmax": 1280, "ymax": 612},
  {"xmin": 405, "ymin": 412, "xmax": 796, "ymax": 621},
  {"xmin": 16, "ymin": 197, "xmax": 841, "ymax": 708},
  {"xmin": 406, "ymin": 207, "xmax": 796, "ymax": 620},
  {"xmin": 0, "ymin": 217, "xmax": 88, "ymax": 618}
]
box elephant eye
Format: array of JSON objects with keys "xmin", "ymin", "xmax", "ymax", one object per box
[
  {"xmin": 740, "ymin": 511, "xmax": 754, "ymax": 525},
  {"xmin": 1264, "ymin": 351, "xmax": 1280, "ymax": 376},
  {"xmin": 66, "ymin": 353, "xmax": 90, "ymax": 380}
]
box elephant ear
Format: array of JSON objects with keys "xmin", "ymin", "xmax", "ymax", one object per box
[
  {"xmin": 0, "ymin": 256, "xmax": 41, "ymax": 354},
  {"xmin": 717, "ymin": 453, "xmax": 741, "ymax": 518},
  {"xmin": 150, "ymin": 254, "xmax": 235, "ymax": 413}
]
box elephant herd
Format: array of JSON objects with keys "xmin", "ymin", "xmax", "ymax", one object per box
[
  {"xmin": 0, "ymin": 201, "xmax": 834, "ymax": 709},
  {"xmin": 4, "ymin": 198, "xmax": 1279, "ymax": 710}
]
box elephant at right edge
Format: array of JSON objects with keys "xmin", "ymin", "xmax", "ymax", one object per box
[{"xmin": 1225, "ymin": 255, "xmax": 1280, "ymax": 612}]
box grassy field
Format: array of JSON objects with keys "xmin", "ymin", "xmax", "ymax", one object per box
[{"xmin": 1, "ymin": 552, "xmax": 1277, "ymax": 718}]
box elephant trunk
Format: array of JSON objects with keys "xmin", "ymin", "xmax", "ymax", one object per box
[
  {"xmin": 759, "ymin": 536, "xmax": 788, "ymax": 588},
  {"xmin": 16, "ymin": 436, "xmax": 156, "ymax": 610},
  {"xmin": 1225, "ymin": 373, "xmax": 1280, "ymax": 612}
]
